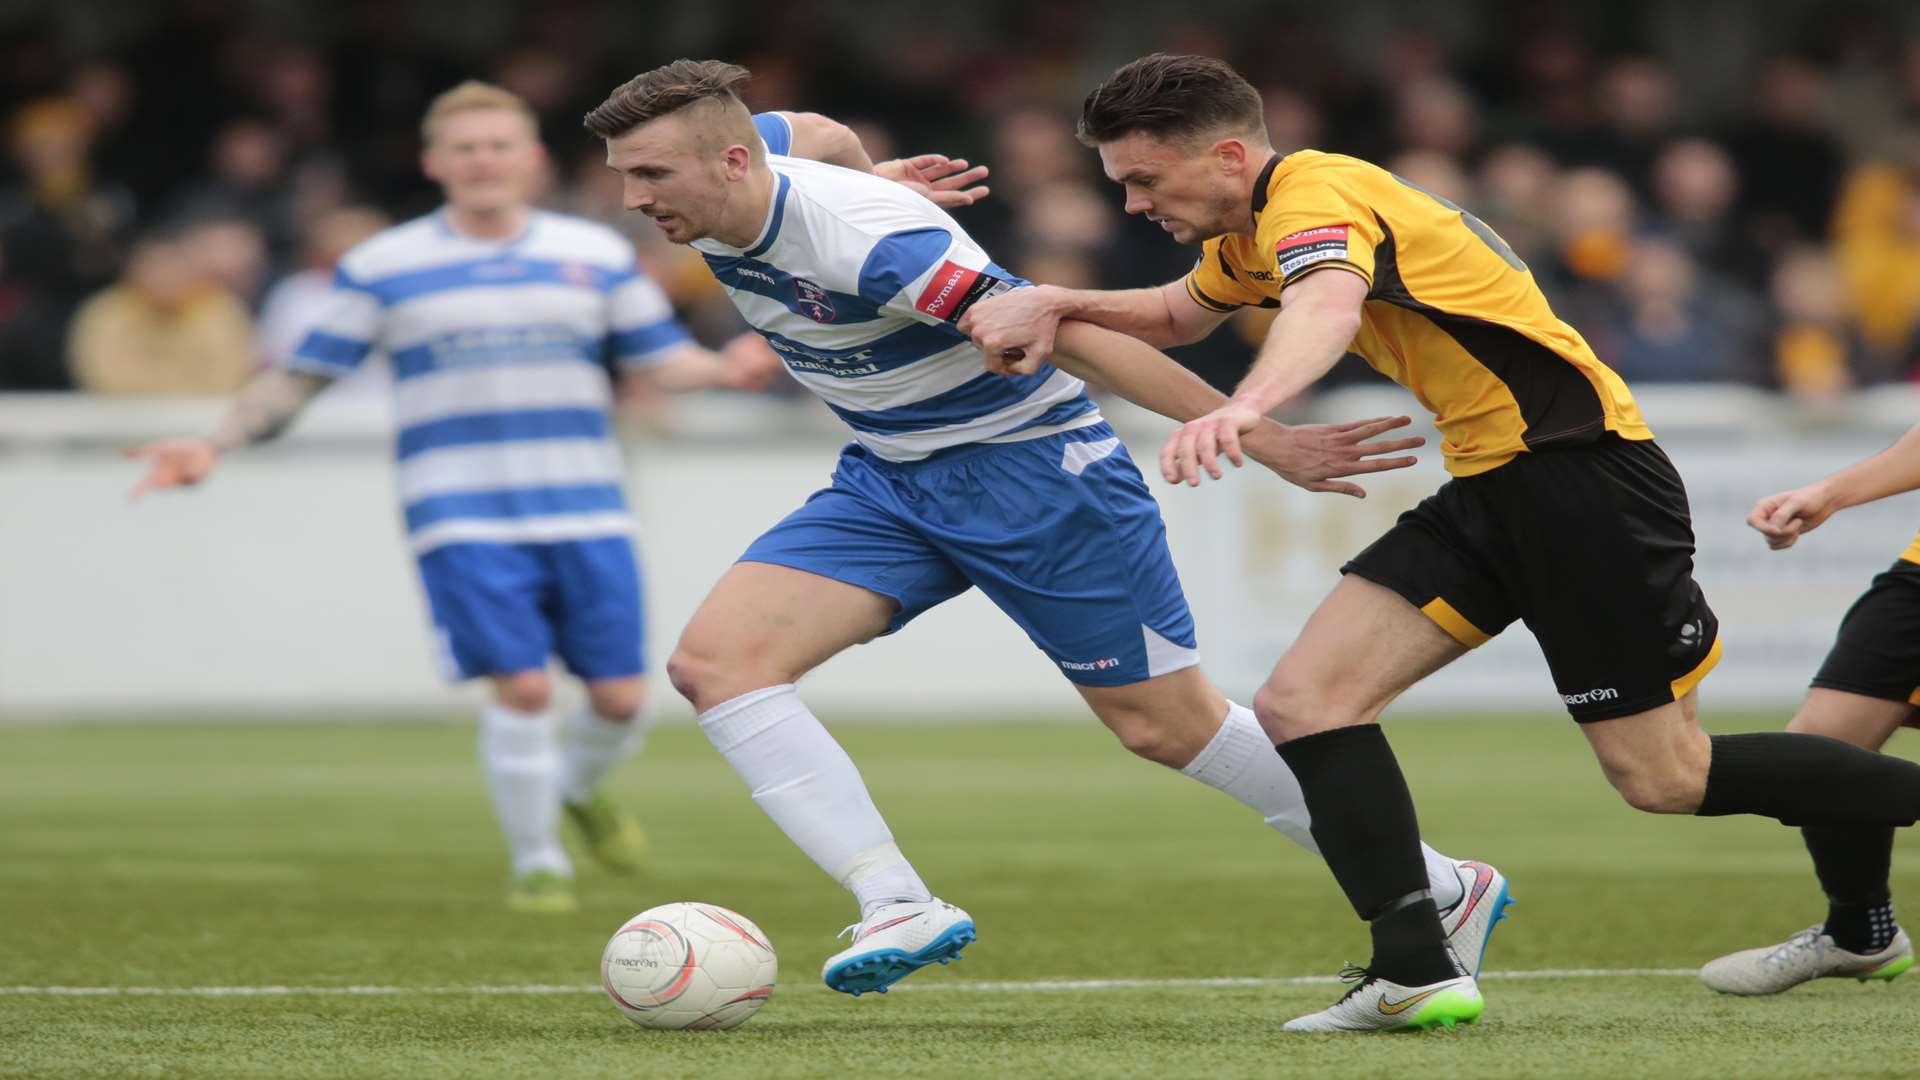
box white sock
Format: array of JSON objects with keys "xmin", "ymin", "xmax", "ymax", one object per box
[
  {"xmin": 559, "ymin": 705, "xmax": 648, "ymax": 805},
  {"xmin": 1182, "ymin": 702, "xmax": 1465, "ymax": 909},
  {"xmin": 700, "ymin": 684, "xmax": 931, "ymax": 918},
  {"xmin": 479, "ymin": 704, "xmax": 570, "ymax": 878}
]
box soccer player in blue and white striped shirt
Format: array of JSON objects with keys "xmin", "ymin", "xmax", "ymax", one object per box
[
  {"xmin": 586, "ymin": 61, "xmax": 1472, "ymax": 996},
  {"xmin": 124, "ymin": 81, "xmax": 973, "ymax": 913}
]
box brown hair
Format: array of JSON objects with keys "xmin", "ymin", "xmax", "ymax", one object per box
[
  {"xmin": 583, "ymin": 59, "xmax": 753, "ymax": 140},
  {"xmin": 420, "ymin": 81, "xmax": 538, "ymax": 144},
  {"xmin": 1076, "ymin": 54, "xmax": 1267, "ymax": 149}
]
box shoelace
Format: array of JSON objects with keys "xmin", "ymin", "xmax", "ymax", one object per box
[
  {"xmin": 836, "ymin": 923, "xmax": 860, "ymax": 942},
  {"xmin": 1762, "ymin": 927, "xmax": 1825, "ymax": 966},
  {"xmin": 1333, "ymin": 962, "xmax": 1376, "ymax": 1004}
]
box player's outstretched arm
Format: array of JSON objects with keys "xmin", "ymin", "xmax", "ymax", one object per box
[
  {"xmin": 624, "ymin": 335, "xmax": 785, "ymax": 395},
  {"xmin": 963, "ymin": 279, "xmax": 1228, "ymax": 369},
  {"xmin": 124, "ymin": 367, "xmax": 334, "ymax": 500},
  {"xmin": 1748, "ymin": 422, "xmax": 1920, "ymax": 550},
  {"xmin": 1049, "ymin": 320, "xmax": 1421, "ymax": 497},
  {"xmin": 1159, "ymin": 268, "xmax": 1365, "ymax": 487}
]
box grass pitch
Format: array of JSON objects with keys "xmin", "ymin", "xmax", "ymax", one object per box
[{"xmin": 3, "ymin": 714, "xmax": 1916, "ymax": 1079}]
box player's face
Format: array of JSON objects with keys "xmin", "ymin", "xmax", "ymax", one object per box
[
  {"xmin": 604, "ymin": 114, "xmax": 733, "ymax": 245},
  {"xmin": 1098, "ymin": 132, "xmax": 1243, "ymax": 244},
  {"xmin": 422, "ymin": 110, "xmax": 545, "ymax": 214}
]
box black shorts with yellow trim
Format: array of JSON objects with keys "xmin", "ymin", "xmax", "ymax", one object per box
[
  {"xmin": 1810, "ymin": 556, "xmax": 1920, "ymax": 720},
  {"xmin": 1342, "ymin": 434, "xmax": 1720, "ymax": 722}
]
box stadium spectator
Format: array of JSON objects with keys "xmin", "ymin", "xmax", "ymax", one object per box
[
  {"xmin": 67, "ymin": 228, "xmax": 252, "ymax": 396},
  {"xmin": 1725, "ymin": 56, "xmax": 1847, "ymax": 252},
  {"xmin": 1831, "ymin": 140, "xmax": 1920, "ymax": 372},
  {"xmin": 1768, "ymin": 244, "xmax": 1892, "ymax": 400},
  {"xmin": 1605, "ymin": 235, "xmax": 1764, "ymax": 384},
  {"xmin": 166, "ymin": 118, "xmax": 299, "ymax": 276}
]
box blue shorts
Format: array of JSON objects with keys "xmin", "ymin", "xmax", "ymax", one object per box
[
  {"xmin": 415, "ymin": 536, "xmax": 646, "ymax": 682},
  {"xmin": 740, "ymin": 423, "xmax": 1198, "ymax": 687}
]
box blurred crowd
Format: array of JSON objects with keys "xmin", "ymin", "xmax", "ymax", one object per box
[{"xmin": 4, "ymin": 0, "xmax": 1920, "ymax": 402}]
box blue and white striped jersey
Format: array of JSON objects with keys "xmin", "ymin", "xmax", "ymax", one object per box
[
  {"xmin": 691, "ymin": 151, "xmax": 1101, "ymax": 462},
  {"xmin": 286, "ymin": 210, "xmax": 690, "ymax": 554}
]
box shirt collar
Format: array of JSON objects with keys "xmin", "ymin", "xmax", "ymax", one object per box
[{"xmin": 1250, "ymin": 153, "xmax": 1283, "ymax": 216}]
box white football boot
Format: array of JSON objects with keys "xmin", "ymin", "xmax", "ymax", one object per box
[
  {"xmin": 1438, "ymin": 860, "xmax": 1514, "ymax": 977},
  {"xmin": 822, "ymin": 898, "xmax": 975, "ymax": 996},
  {"xmin": 1700, "ymin": 925, "xmax": 1913, "ymax": 996},
  {"xmin": 1283, "ymin": 965, "xmax": 1484, "ymax": 1033}
]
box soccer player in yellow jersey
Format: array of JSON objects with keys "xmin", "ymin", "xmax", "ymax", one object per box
[
  {"xmin": 1699, "ymin": 423, "xmax": 1920, "ymax": 994},
  {"xmin": 962, "ymin": 53, "xmax": 1920, "ymax": 1032}
]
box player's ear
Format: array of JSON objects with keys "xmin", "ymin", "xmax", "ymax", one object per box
[
  {"xmin": 1213, "ymin": 138, "xmax": 1250, "ymax": 174},
  {"xmin": 722, "ymin": 143, "xmax": 753, "ymax": 181}
]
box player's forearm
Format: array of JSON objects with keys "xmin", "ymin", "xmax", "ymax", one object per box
[
  {"xmin": 1051, "ymin": 321, "xmax": 1228, "ymax": 423},
  {"xmin": 208, "ymin": 367, "xmax": 333, "ymax": 451},
  {"xmin": 1036, "ymin": 285, "xmax": 1190, "ymax": 347},
  {"xmin": 1226, "ymin": 302, "xmax": 1359, "ymax": 415},
  {"xmin": 631, "ymin": 345, "xmax": 728, "ymax": 394},
  {"xmin": 1819, "ymin": 423, "xmax": 1920, "ymax": 512}
]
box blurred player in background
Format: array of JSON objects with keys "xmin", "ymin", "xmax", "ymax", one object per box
[
  {"xmin": 963, "ymin": 53, "xmax": 1920, "ymax": 1032},
  {"xmin": 585, "ymin": 60, "xmax": 1507, "ymax": 1000},
  {"xmin": 1700, "ymin": 423, "xmax": 1920, "ymax": 994},
  {"xmin": 124, "ymin": 81, "xmax": 806, "ymax": 914}
]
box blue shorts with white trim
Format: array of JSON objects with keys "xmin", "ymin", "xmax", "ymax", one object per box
[
  {"xmin": 415, "ymin": 537, "xmax": 645, "ymax": 682},
  {"xmin": 739, "ymin": 422, "xmax": 1198, "ymax": 687}
]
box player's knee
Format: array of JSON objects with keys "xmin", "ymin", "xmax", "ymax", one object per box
[
  {"xmin": 1605, "ymin": 760, "xmax": 1707, "ymax": 814},
  {"xmin": 493, "ymin": 671, "xmax": 553, "ymax": 714},
  {"xmin": 588, "ymin": 680, "xmax": 646, "ymax": 723},
  {"xmin": 665, "ymin": 640, "xmax": 760, "ymax": 714},
  {"xmin": 1252, "ymin": 675, "xmax": 1353, "ymax": 744},
  {"xmin": 1103, "ymin": 710, "xmax": 1188, "ymax": 767}
]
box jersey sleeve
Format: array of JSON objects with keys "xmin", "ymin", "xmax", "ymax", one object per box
[
  {"xmin": 284, "ymin": 266, "xmax": 381, "ymax": 376},
  {"xmin": 753, "ymin": 112, "xmax": 794, "ymax": 156},
  {"xmin": 607, "ymin": 252, "xmax": 692, "ymax": 367},
  {"xmin": 857, "ymin": 226, "xmax": 1026, "ymax": 332},
  {"xmin": 1184, "ymin": 239, "xmax": 1272, "ymax": 312},
  {"xmin": 1255, "ymin": 174, "xmax": 1384, "ymax": 290}
]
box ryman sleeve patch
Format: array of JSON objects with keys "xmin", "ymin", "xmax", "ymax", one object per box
[{"xmin": 914, "ymin": 259, "xmax": 1014, "ymax": 322}]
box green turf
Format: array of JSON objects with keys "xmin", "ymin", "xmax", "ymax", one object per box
[{"xmin": 2, "ymin": 715, "xmax": 1915, "ymax": 1079}]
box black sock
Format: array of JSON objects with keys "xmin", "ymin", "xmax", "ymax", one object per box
[
  {"xmin": 1802, "ymin": 819, "xmax": 1898, "ymax": 952},
  {"xmin": 1276, "ymin": 725, "xmax": 1457, "ymax": 986},
  {"xmin": 1696, "ymin": 734, "xmax": 1920, "ymax": 825}
]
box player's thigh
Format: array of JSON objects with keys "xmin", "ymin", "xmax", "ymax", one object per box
[
  {"xmin": 1800, "ymin": 556, "xmax": 1920, "ymax": 746},
  {"xmin": 1075, "ymin": 665, "xmax": 1230, "ymax": 767},
  {"xmin": 545, "ymin": 536, "xmax": 647, "ymax": 684},
  {"xmin": 415, "ymin": 542, "xmax": 554, "ymax": 682},
  {"xmin": 1577, "ymin": 693, "xmax": 1711, "ymax": 813},
  {"xmin": 1491, "ymin": 437, "xmax": 1722, "ymax": 723},
  {"xmin": 669, "ymin": 561, "xmax": 898, "ymax": 709},
  {"xmin": 1256, "ymin": 573, "xmax": 1470, "ymax": 741}
]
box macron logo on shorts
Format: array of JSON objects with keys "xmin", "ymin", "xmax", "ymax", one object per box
[
  {"xmin": 1060, "ymin": 657, "xmax": 1122, "ymax": 672},
  {"xmin": 914, "ymin": 260, "xmax": 1012, "ymax": 323},
  {"xmin": 1275, "ymin": 225, "xmax": 1349, "ymax": 278},
  {"xmin": 1562, "ymin": 687, "xmax": 1619, "ymax": 706}
]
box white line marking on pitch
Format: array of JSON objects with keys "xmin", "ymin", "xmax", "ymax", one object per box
[{"xmin": 0, "ymin": 969, "xmax": 1699, "ymax": 998}]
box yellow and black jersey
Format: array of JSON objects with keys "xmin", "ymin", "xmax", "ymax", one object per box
[
  {"xmin": 1185, "ymin": 150, "xmax": 1650, "ymax": 476},
  {"xmin": 1904, "ymin": 531, "xmax": 1920, "ymax": 565}
]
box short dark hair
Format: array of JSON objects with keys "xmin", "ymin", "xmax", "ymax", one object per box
[
  {"xmin": 1077, "ymin": 54, "xmax": 1267, "ymax": 148},
  {"xmin": 583, "ymin": 59, "xmax": 752, "ymax": 140}
]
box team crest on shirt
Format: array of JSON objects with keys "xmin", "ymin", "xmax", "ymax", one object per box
[
  {"xmin": 1275, "ymin": 225, "xmax": 1350, "ymax": 278},
  {"xmin": 793, "ymin": 278, "xmax": 836, "ymax": 322}
]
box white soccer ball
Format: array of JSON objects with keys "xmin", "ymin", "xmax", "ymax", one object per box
[{"xmin": 600, "ymin": 902, "xmax": 778, "ymax": 1031}]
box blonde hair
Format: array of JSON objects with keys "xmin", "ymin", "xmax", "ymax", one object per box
[{"xmin": 420, "ymin": 81, "xmax": 538, "ymax": 144}]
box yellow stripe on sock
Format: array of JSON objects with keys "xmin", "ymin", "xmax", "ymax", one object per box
[
  {"xmin": 1420, "ymin": 598, "xmax": 1491, "ymax": 648},
  {"xmin": 1671, "ymin": 633, "xmax": 1724, "ymax": 701}
]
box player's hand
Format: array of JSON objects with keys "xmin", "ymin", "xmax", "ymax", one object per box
[
  {"xmin": 874, "ymin": 155, "xmax": 991, "ymax": 209},
  {"xmin": 962, "ymin": 285, "xmax": 1061, "ymax": 375},
  {"xmin": 124, "ymin": 438, "xmax": 220, "ymax": 501},
  {"xmin": 1748, "ymin": 482, "xmax": 1840, "ymax": 550},
  {"xmin": 1238, "ymin": 416, "xmax": 1425, "ymax": 498},
  {"xmin": 717, "ymin": 333, "xmax": 786, "ymax": 391},
  {"xmin": 1158, "ymin": 401, "xmax": 1267, "ymax": 487}
]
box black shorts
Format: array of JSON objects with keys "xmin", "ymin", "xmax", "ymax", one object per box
[
  {"xmin": 1811, "ymin": 556, "xmax": 1920, "ymax": 719},
  {"xmin": 1343, "ymin": 434, "xmax": 1721, "ymax": 722}
]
